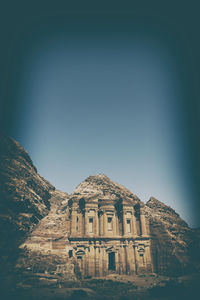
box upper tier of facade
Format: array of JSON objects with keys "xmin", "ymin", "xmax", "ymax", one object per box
[{"xmin": 66, "ymin": 196, "xmax": 149, "ymax": 239}]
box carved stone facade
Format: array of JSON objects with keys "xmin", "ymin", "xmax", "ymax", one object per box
[{"xmin": 66, "ymin": 196, "xmax": 153, "ymax": 277}]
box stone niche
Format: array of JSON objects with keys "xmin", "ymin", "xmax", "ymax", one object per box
[{"xmin": 66, "ymin": 197, "xmax": 153, "ymax": 277}]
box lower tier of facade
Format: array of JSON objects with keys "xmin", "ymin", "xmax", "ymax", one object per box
[{"xmin": 67, "ymin": 237, "xmax": 153, "ymax": 277}]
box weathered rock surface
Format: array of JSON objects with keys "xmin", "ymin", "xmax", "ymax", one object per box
[
  {"xmin": 72, "ymin": 174, "xmax": 140, "ymax": 204},
  {"xmin": 19, "ymin": 174, "xmax": 200, "ymax": 282},
  {"xmin": 17, "ymin": 189, "xmax": 77, "ymax": 282},
  {"xmin": 145, "ymin": 197, "xmax": 200, "ymax": 276},
  {"xmin": 0, "ymin": 134, "xmax": 54, "ymax": 285},
  {"xmin": 71, "ymin": 175, "xmax": 200, "ymax": 276},
  {"xmin": 0, "ymin": 135, "xmax": 199, "ymax": 298},
  {"xmin": 17, "ymin": 175, "xmax": 143, "ymax": 284}
]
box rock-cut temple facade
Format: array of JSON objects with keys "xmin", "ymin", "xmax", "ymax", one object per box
[{"xmin": 66, "ymin": 195, "xmax": 153, "ymax": 277}]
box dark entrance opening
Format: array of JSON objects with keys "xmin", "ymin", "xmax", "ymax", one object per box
[{"xmin": 108, "ymin": 252, "xmax": 116, "ymax": 271}]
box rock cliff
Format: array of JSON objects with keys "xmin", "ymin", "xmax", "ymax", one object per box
[
  {"xmin": 73, "ymin": 176, "xmax": 200, "ymax": 276},
  {"xmin": 19, "ymin": 174, "xmax": 200, "ymax": 282},
  {"xmin": 145, "ymin": 197, "xmax": 200, "ymax": 275},
  {"xmin": 17, "ymin": 189, "xmax": 76, "ymax": 282},
  {"xmin": 0, "ymin": 135, "xmax": 199, "ymax": 298},
  {"xmin": 73, "ymin": 174, "xmax": 140, "ymax": 204},
  {"xmin": 0, "ymin": 134, "xmax": 55, "ymax": 286},
  {"xmin": 17, "ymin": 174, "xmax": 142, "ymax": 284}
]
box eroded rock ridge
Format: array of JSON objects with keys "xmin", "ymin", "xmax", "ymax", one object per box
[{"xmin": 0, "ymin": 135, "xmax": 199, "ymax": 292}]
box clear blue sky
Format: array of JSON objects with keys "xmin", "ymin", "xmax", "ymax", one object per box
[{"xmin": 12, "ymin": 28, "xmax": 197, "ymax": 228}]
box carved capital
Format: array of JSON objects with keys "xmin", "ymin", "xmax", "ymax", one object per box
[{"xmin": 98, "ymin": 210, "xmax": 104, "ymax": 217}]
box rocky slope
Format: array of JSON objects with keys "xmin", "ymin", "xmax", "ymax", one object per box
[
  {"xmin": 0, "ymin": 134, "xmax": 55, "ymax": 287},
  {"xmin": 0, "ymin": 135, "xmax": 199, "ymax": 298},
  {"xmin": 145, "ymin": 197, "xmax": 200, "ymax": 276},
  {"xmin": 73, "ymin": 175, "xmax": 200, "ymax": 276},
  {"xmin": 16, "ymin": 174, "xmax": 142, "ymax": 285},
  {"xmin": 72, "ymin": 174, "xmax": 140, "ymax": 204},
  {"xmin": 17, "ymin": 189, "xmax": 77, "ymax": 282},
  {"xmin": 18, "ymin": 174, "xmax": 200, "ymax": 283}
]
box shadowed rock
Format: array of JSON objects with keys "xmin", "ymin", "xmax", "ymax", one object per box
[
  {"xmin": 145, "ymin": 197, "xmax": 200, "ymax": 275},
  {"xmin": 0, "ymin": 135, "xmax": 200, "ymax": 299},
  {"xmin": 0, "ymin": 134, "xmax": 55, "ymax": 289}
]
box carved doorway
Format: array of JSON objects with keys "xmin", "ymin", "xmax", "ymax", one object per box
[{"xmin": 108, "ymin": 252, "xmax": 116, "ymax": 271}]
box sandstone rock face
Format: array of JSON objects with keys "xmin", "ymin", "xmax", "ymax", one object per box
[
  {"xmin": 73, "ymin": 174, "xmax": 140, "ymax": 204},
  {"xmin": 18, "ymin": 189, "xmax": 77, "ymax": 281},
  {"xmin": 19, "ymin": 174, "xmax": 200, "ymax": 281},
  {"xmin": 0, "ymin": 135, "xmax": 199, "ymax": 290},
  {"xmin": 145, "ymin": 197, "xmax": 200, "ymax": 276},
  {"xmin": 67, "ymin": 174, "xmax": 153, "ymax": 278},
  {"xmin": 18, "ymin": 174, "xmax": 149, "ymax": 283},
  {"xmin": 0, "ymin": 134, "xmax": 54, "ymax": 279},
  {"xmin": 69, "ymin": 176, "xmax": 200, "ymax": 277},
  {"xmin": 21, "ymin": 189, "xmax": 69, "ymax": 255}
]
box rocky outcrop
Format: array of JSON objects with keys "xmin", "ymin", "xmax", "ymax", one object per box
[
  {"xmin": 73, "ymin": 174, "xmax": 140, "ymax": 204},
  {"xmin": 72, "ymin": 176, "xmax": 200, "ymax": 276},
  {"xmin": 72, "ymin": 177, "xmax": 200, "ymax": 276},
  {"xmin": 17, "ymin": 174, "xmax": 143, "ymax": 284},
  {"xmin": 0, "ymin": 134, "xmax": 199, "ymax": 295},
  {"xmin": 145, "ymin": 197, "xmax": 200, "ymax": 276},
  {"xmin": 0, "ymin": 134, "xmax": 55, "ymax": 285},
  {"xmin": 17, "ymin": 189, "xmax": 77, "ymax": 281},
  {"xmin": 21, "ymin": 189, "xmax": 69, "ymax": 256},
  {"xmin": 18, "ymin": 174, "xmax": 200, "ymax": 283}
]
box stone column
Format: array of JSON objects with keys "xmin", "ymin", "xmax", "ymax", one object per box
[
  {"xmin": 99, "ymin": 246, "xmax": 103, "ymax": 276},
  {"xmin": 78, "ymin": 211, "xmax": 82, "ymax": 236},
  {"xmin": 103, "ymin": 211, "xmax": 107, "ymax": 236},
  {"xmin": 95, "ymin": 209, "xmax": 99, "ymax": 236},
  {"xmin": 115, "ymin": 250, "xmax": 119, "ymax": 274},
  {"xmin": 89, "ymin": 242, "xmax": 95, "ymax": 277},
  {"xmin": 99, "ymin": 212, "xmax": 103, "ymax": 236},
  {"xmin": 128, "ymin": 242, "xmax": 136, "ymax": 274},
  {"xmin": 66, "ymin": 208, "xmax": 70, "ymax": 220},
  {"xmin": 124, "ymin": 240, "xmax": 129, "ymax": 274},
  {"xmin": 146, "ymin": 218, "xmax": 150, "ymax": 236},
  {"xmin": 133, "ymin": 245, "xmax": 138, "ymax": 274},
  {"xmin": 82, "ymin": 251, "xmax": 86, "ymax": 278},
  {"xmin": 126, "ymin": 243, "xmax": 132, "ymax": 275},
  {"xmin": 123, "ymin": 209, "xmax": 127, "ymax": 236},
  {"xmin": 120, "ymin": 244, "xmax": 125, "ymax": 274},
  {"xmin": 66, "ymin": 208, "xmax": 70, "ymax": 233},
  {"xmin": 140, "ymin": 207, "xmax": 147, "ymax": 237},
  {"xmin": 101, "ymin": 246, "xmax": 104, "ymax": 276},
  {"xmin": 71, "ymin": 207, "xmax": 77, "ymax": 235},
  {"xmin": 145, "ymin": 244, "xmax": 153, "ymax": 272},
  {"xmin": 134, "ymin": 244, "xmax": 141, "ymax": 274},
  {"xmin": 95, "ymin": 242, "xmax": 100, "ymax": 276},
  {"xmin": 113, "ymin": 213, "xmax": 117, "ymax": 235},
  {"xmin": 132, "ymin": 208, "xmax": 137, "ymax": 236},
  {"xmin": 102, "ymin": 244, "xmax": 106, "ymax": 276},
  {"xmin": 84, "ymin": 208, "xmax": 89, "ymax": 236},
  {"xmin": 115, "ymin": 214, "xmax": 119, "ymax": 236},
  {"xmin": 118, "ymin": 245, "xmax": 122, "ymax": 274},
  {"xmin": 85, "ymin": 247, "xmax": 89, "ymax": 277},
  {"xmin": 105, "ymin": 248, "xmax": 109, "ymax": 275},
  {"xmin": 145, "ymin": 244, "xmax": 151, "ymax": 264}
]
